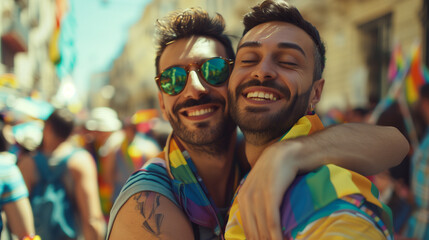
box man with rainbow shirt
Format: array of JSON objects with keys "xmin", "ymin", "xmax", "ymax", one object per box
[
  {"xmin": 226, "ymin": 1, "xmax": 393, "ymax": 239},
  {"xmin": 107, "ymin": 6, "xmax": 408, "ymax": 240}
]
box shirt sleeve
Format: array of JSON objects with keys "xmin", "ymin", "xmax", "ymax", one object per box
[
  {"xmin": 0, "ymin": 156, "xmax": 29, "ymax": 206},
  {"xmin": 295, "ymin": 211, "xmax": 387, "ymax": 240}
]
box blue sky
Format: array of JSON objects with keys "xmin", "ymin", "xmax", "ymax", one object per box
[{"xmin": 57, "ymin": 0, "xmax": 152, "ymax": 99}]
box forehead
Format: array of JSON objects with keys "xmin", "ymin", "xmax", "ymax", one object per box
[
  {"xmin": 159, "ymin": 36, "xmax": 227, "ymax": 70},
  {"xmin": 238, "ymin": 21, "xmax": 314, "ymax": 56}
]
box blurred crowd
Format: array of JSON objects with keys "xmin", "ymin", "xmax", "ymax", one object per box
[{"xmin": 0, "ymin": 103, "xmax": 171, "ymax": 240}]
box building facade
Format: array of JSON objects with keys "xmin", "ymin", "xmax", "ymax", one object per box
[
  {"xmin": 291, "ymin": 0, "xmax": 428, "ymax": 112},
  {"xmin": 1, "ymin": 0, "xmax": 58, "ymax": 99}
]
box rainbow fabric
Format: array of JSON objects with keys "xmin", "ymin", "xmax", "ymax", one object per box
[
  {"xmin": 387, "ymin": 44, "xmax": 405, "ymax": 83},
  {"xmin": 405, "ymin": 44, "xmax": 429, "ymax": 104},
  {"xmin": 225, "ymin": 114, "xmax": 393, "ymax": 239},
  {"xmin": 165, "ymin": 135, "xmax": 240, "ymax": 238}
]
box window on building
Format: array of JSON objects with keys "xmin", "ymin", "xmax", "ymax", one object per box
[{"xmin": 359, "ymin": 14, "xmax": 392, "ymax": 105}]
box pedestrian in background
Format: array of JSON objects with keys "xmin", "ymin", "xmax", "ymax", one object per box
[
  {"xmin": 0, "ymin": 123, "xmax": 38, "ymax": 240},
  {"xmin": 18, "ymin": 108, "xmax": 105, "ymax": 240}
]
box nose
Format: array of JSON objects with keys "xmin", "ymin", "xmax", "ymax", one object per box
[
  {"xmin": 182, "ymin": 69, "xmax": 209, "ymax": 99},
  {"xmin": 252, "ymin": 58, "xmax": 277, "ymax": 81}
]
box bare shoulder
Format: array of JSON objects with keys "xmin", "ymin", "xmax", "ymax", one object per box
[
  {"xmin": 109, "ymin": 191, "xmax": 194, "ymax": 240},
  {"xmin": 66, "ymin": 149, "xmax": 96, "ymax": 173}
]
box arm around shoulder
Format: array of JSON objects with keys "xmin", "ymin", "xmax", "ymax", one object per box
[
  {"xmin": 109, "ymin": 191, "xmax": 194, "ymax": 240},
  {"xmin": 268, "ymin": 123, "xmax": 410, "ymax": 176},
  {"xmin": 302, "ymin": 123, "xmax": 410, "ymax": 175}
]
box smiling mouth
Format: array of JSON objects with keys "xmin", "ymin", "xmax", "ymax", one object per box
[
  {"xmin": 187, "ymin": 108, "xmax": 214, "ymax": 117},
  {"xmin": 244, "ymin": 91, "xmax": 280, "ymax": 101},
  {"xmin": 181, "ymin": 106, "xmax": 219, "ymax": 117}
]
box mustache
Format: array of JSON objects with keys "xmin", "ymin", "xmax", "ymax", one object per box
[
  {"xmin": 173, "ymin": 94, "xmax": 225, "ymax": 114},
  {"xmin": 235, "ymin": 79, "xmax": 291, "ymax": 101}
]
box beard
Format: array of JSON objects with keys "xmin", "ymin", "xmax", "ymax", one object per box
[
  {"xmin": 228, "ymin": 79, "xmax": 312, "ymax": 145},
  {"xmin": 167, "ymin": 94, "xmax": 236, "ymax": 155}
]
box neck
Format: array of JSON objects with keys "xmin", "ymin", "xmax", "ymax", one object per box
[
  {"xmin": 41, "ymin": 138, "xmax": 63, "ymax": 155},
  {"xmin": 245, "ymin": 137, "xmax": 279, "ymax": 167},
  {"xmin": 176, "ymin": 132, "xmax": 237, "ymax": 208}
]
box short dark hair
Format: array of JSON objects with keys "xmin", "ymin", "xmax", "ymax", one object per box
[
  {"xmin": 154, "ymin": 8, "xmax": 235, "ymax": 75},
  {"xmin": 45, "ymin": 108, "xmax": 75, "ymax": 140},
  {"xmin": 242, "ymin": 0, "xmax": 326, "ymax": 81}
]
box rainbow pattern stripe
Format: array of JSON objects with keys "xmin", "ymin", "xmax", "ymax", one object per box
[{"xmin": 166, "ymin": 136, "xmax": 240, "ymax": 237}]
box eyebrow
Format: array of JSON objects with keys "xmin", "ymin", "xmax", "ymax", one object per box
[
  {"xmin": 278, "ymin": 42, "xmax": 306, "ymax": 57},
  {"xmin": 237, "ymin": 41, "xmax": 306, "ymax": 57},
  {"xmin": 237, "ymin": 41, "xmax": 261, "ymax": 51}
]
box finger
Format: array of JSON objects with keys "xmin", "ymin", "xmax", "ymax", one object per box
[
  {"xmin": 244, "ymin": 159, "xmax": 273, "ymax": 239},
  {"xmin": 245, "ymin": 171, "xmax": 276, "ymax": 239},
  {"xmin": 237, "ymin": 189, "xmax": 260, "ymax": 239},
  {"xmin": 259, "ymin": 179, "xmax": 282, "ymax": 240},
  {"xmin": 265, "ymin": 197, "xmax": 282, "ymax": 240}
]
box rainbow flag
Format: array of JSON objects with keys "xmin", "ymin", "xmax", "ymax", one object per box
[
  {"xmin": 388, "ymin": 44, "xmax": 405, "ymax": 82},
  {"xmin": 405, "ymin": 44, "xmax": 429, "ymax": 104}
]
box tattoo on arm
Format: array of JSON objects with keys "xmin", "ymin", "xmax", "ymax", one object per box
[{"xmin": 134, "ymin": 192, "xmax": 164, "ymax": 237}]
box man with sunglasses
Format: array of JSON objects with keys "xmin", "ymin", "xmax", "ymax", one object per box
[{"xmin": 107, "ymin": 7, "xmax": 408, "ymax": 239}]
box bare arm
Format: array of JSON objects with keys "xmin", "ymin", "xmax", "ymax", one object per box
[
  {"xmin": 109, "ymin": 192, "xmax": 194, "ymax": 240},
  {"xmin": 282, "ymin": 123, "xmax": 409, "ymax": 175},
  {"xmin": 3, "ymin": 197, "xmax": 35, "ymax": 239},
  {"xmin": 237, "ymin": 123, "xmax": 409, "ymax": 239},
  {"xmin": 17, "ymin": 153, "xmax": 37, "ymax": 193},
  {"xmin": 68, "ymin": 151, "xmax": 106, "ymax": 240}
]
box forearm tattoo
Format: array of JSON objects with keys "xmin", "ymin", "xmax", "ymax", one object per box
[{"xmin": 134, "ymin": 192, "xmax": 164, "ymax": 237}]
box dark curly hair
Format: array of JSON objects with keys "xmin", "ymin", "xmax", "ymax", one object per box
[
  {"xmin": 242, "ymin": 0, "xmax": 326, "ymax": 81},
  {"xmin": 154, "ymin": 8, "xmax": 235, "ymax": 75}
]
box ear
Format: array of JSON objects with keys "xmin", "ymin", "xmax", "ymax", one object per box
[
  {"xmin": 158, "ymin": 92, "xmax": 168, "ymax": 120},
  {"xmin": 309, "ymin": 78, "xmax": 324, "ymax": 105}
]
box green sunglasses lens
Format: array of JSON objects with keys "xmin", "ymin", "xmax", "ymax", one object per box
[
  {"xmin": 157, "ymin": 58, "xmax": 230, "ymax": 95},
  {"xmin": 159, "ymin": 67, "xmax": 187, "ymax": 95},
  {"xmin": 201, "ymin": 58, "xmax": 230, "ymax": 86}
]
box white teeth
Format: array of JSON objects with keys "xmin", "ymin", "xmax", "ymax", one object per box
[
  {"xmin": 188, "ymin": 108, "xmax": 214, "ymax": 117},
  {"xmin": 246, "ymin": 91, "xmax": 278, "ymax": 101}
]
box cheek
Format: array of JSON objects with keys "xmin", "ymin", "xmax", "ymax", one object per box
[
  {"xmin": 161, "ymin": 97, "xmax": 176, "ymax": 120},
  {"xmin": 217, "ymin": 86, "xmax": 229, "ymax": 97},
  {"xmin": 282, "ymin": 71, "xmax": 309, "ymax": 93},
  {"xmin": 161, "ymin": 111, "xmax": 168, "ymax": 121}
]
